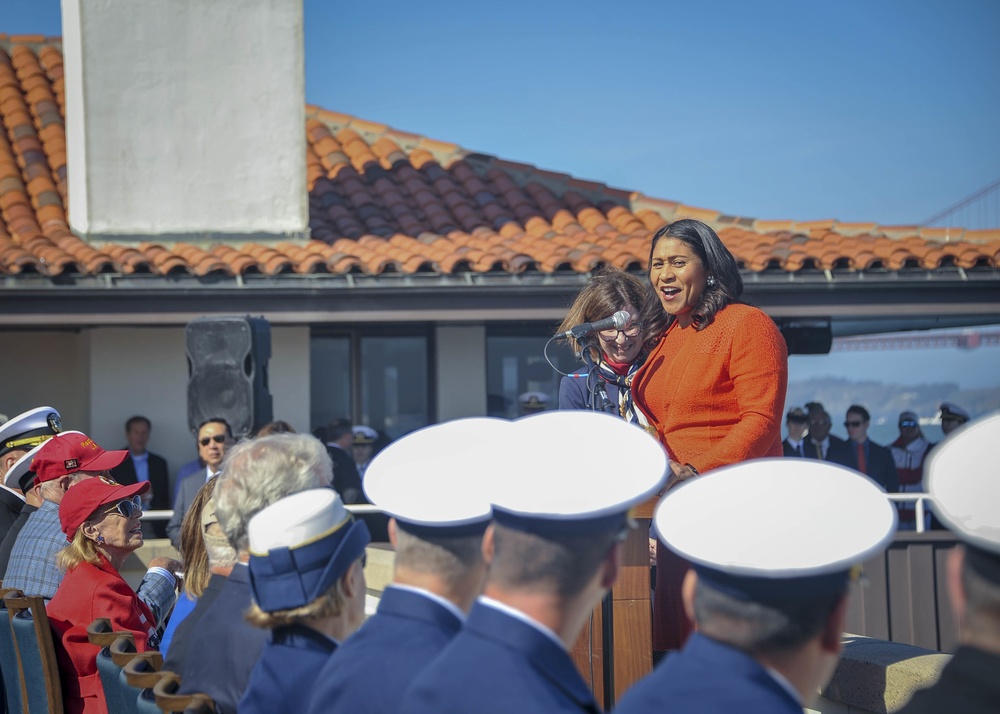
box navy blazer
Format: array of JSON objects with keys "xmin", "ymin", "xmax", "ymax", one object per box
[
  {"xmin": 111, "ymin": 450, "xmax": 170, "ymax": 537},
  {"xmin": 176, "ymin": 564, "xmax": 268, "ymax": 714},
  {"xmin": 400, "ymin": 600, "xmax": 600, "ymax": 714},
  {"xmin": 166, "ymin": 469, "xmax": 208, "ymax": 548},
  {"xmin": 614, "ymin": 633, "xmax": 802, "ymax": 714},
  {"xmin": 558, "ymin": 371, "xmax": 620, "ymax": 414},
  {"xmin": 805, "ymin": 434, "xmax": 854, "ymax": 468},
  {"xmin": 849, "ymin": 439, "xmax": 899, "ymax": 492},
  {"xmin": 308, "ymin": 586, "xmax": 463, "ymax": 714},
  {"xmin": 240, "ymin": 624, "xmax": 337, "ymax": 714},
  {"xmin": 0, "ymin": 488, "xmax": 22, "ymax": 545}
]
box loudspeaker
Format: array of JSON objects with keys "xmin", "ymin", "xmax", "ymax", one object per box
[
  {"xmin": 778, "ymin": 320, "xmax": 833, "ymax": 355},
  {"xmin": 186, "ymin": 316, "xmax": 273, "ymax": 437}
]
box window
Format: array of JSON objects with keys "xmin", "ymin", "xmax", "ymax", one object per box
[{"xmin": 485, "ymin": 323, "xmax": 577, "ymax": 418}]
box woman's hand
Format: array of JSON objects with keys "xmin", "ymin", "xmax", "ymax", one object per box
[{"xmin": 664, "ymin": 460, "xmax": 699, "ymax": 492}]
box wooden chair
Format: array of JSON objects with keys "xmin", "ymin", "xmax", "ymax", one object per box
[
  {"xmin": 0, "ymin": 589, "xmax": 27, "ymax": 714},
  {"xmin": 124, "ymin": 655, "xmax": 168, "ymax": 714},
  {"xmin": 6, "ymin": 595, "xmax": 63, "ymax": 714},
  {"xmin": 152, "ymin": 672, "xmax": 216, "ymax": 713},
  {"xmin": 86, "ymin": 617, "xmax": 134, "ymax": 649}
]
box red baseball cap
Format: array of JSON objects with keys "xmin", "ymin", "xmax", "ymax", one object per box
[
  {"xmin": 32, "ymin": 432, "xmax": 129, "ymax": 487},
  {"xmin": 59, "ymin": 475, "xmax": 150, "ymax": 540}
]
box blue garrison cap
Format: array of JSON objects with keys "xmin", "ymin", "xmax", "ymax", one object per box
[{"xmin": 247, "ymin": 488, "xmax": 370, "ymax": 612}]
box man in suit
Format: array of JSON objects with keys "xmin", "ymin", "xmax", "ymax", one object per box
[
  {"xmin": 805, "ymin": 405, "xmax": 853, "ymax": 467},
  {"xmin": 322, "ymin": 418, "xmax": 365, "ymax": 504},
  {"xmin": 309, "ymin": 418, "xmax": 497, "ymax": 714},
  {"xmin": 111, "ymin": 415, "xmax": 170, "ymax": 537},
  {"xmin": 615, "ymin": 458, "xmax": 897, "ymax": 714},
  {"xmin": 0, "ymin": 406, "xmax": 62, "ymax": 543},
  {"xmin": 174, "ymin": 433, "xmax": 334, "ymax": 714},
  {"xmin": 844, "ymin": 405, "xmax": 898, "ymax": 491},
  {"xmin": 900, "ymin": 413, "xmax": 1000, "ymax": 714},
  {"xmin": 166, "ymin": 418, "xmax": 232, "ymax": 548},
  {"xmin": 781, "ymin": 407, "xmax": 809, "ymax": 457},
  {"xmin": 401, "ymin": 411, "xmax": 668, "ymax": 714}
]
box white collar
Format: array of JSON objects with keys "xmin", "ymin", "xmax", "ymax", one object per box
[
  {"xmin": 386, "ymin": 584, "xmax": 466, "ymax": 622},
  {"xmin": 764, "ymin": 666, "xmax": 802, "ymax": 706},
  {"xmin": 478, "ymin": 595, "xmax": 565, "ymax": 650}
]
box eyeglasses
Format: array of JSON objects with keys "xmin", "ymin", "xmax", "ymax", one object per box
[
  {"xmin": 199, "ymin": 434, "xmax": 228, "ymax": 447},
  {"xmin": 103, "ymin": 495, "xmax": 143, "ymax": 519},
  {"xmin": 899, "ymin": 420, "xmax": 918, "ymax": 428},
  {"xmin": 598, "ymin": 324, "xmax": 640, "ymax": 341},
  {"xmin": 844, "ymin": 421, "xmax": 863, "ymax": 428}
]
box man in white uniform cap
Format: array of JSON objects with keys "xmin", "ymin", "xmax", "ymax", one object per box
[
  {"xmin": 308, "ymin": 418, "xmax": 502, "ymax": 714},
  {"xmin": 0, "ymin": 406, "xmax": 62, "ymax": 540},
  {"xmin": 615, "ymin": 459, "xmax": 897, "ymax": 714},
  {"xmin": 900, "ymin": 412, "xmax": 1000, "ymax": 713},
  {"xmin": 401, "ymin": 410, "xmax": 668, "ymax": 714}
]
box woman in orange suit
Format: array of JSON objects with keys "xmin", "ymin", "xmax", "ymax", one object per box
[{"xmin": 631, "ymin": 218, "xmax": 788, "ymax": 653}]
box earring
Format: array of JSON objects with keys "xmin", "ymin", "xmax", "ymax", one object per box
[
  {"xmin": 96, "ymin": 535, "xmax": 105, "ymax": 544},
  {"xmin": 707, "ymin": 275, "xmax": 717, "ymax": 287}
]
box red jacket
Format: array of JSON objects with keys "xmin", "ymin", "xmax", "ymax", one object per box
[{"xmin": 47, "ymin": 554, "xmax": 156, "ymax": 714}]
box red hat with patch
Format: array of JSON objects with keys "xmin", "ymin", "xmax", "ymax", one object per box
[
  {"xmin": 32, "ymin": 432, "xmax": 129, "ymax": 487},
  {"xmin": 59, "ymin": 475, "xmax": 150, "ymax": 540}
]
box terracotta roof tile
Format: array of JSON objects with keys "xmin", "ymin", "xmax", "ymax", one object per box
[{"xmin": 0, "ymin": 37, "xmax": 996, "ymax": 280}]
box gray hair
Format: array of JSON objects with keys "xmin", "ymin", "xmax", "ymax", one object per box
[{"xmin": 214, "ymin": 433, "xmax": 333, "ymax": 553}]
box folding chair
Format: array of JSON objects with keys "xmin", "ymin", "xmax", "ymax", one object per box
[
  {"xmin": 0, "ymin": 589, "xmax": 26, "ymax": 714},
  {"xmin": 6, "ymin": 595, "xmax": 63, "ymax": 714},
  {"xmin": 152, "ymin": 672, "xmax": 216, "ymax": 713}
]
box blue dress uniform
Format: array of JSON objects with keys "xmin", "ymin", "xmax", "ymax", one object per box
[
  {"xmin": 240, "ymin": 624, "xmax": 338, "ymax": 714},
  {"xmin": 307, "ymin": 585, "xmax": 462, "ymax": 714},
  {"xmin": 614, "ymin": 633, "xmax": 803, "ymax": 714},
  {"xmin": 400, "ymin": 600, "xmax": 601, "ymax": 714}
]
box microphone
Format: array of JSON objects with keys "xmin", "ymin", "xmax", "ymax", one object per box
[{"xmin": 561, "ymin": 310, "xmax": 631, "ymax": 339}]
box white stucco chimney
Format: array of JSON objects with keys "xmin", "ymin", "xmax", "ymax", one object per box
[{"xmin": 62, "ymin": 0, "xmax": 307, "ymax": 241}]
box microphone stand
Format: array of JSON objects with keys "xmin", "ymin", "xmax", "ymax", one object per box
[{"xmin": 579, "ymin": 340, "xmax": 617, "ymax": 709}]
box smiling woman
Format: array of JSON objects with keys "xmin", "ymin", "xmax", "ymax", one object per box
[
  {"xmin": 46, "ymin": 477, "xmax": 160, "ymax": 714},
  {"xmin": 631, "ymin": 219, "xmax": 789, "ymax": 653}
]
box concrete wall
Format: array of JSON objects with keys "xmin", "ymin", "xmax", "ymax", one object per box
[
  {"xmin": 62, "ymin": 0, "xmax": 307, "ymax": 238},
  {"xmin": 1, "ymin": 325, "xmax": 310, "ymax": 491},
  {"xmin": 435, "ymin": 324, "xmax": 487, "ymax": 420}
]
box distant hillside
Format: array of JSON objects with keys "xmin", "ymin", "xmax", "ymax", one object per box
[{"xmin": 785, "ymin": 378, "xmax": 1000, "ymax": 445}]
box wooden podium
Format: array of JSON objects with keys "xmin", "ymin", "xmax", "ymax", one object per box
[{"xmin": 570, "ymin": 496, "xmax": 658, "ymax": 709}]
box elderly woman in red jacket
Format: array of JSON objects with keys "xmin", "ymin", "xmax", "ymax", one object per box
[{"xmin": 47, "ymin": 476, "xmax": 160, "ymax": 714}]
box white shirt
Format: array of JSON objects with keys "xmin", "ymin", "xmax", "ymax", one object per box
[{"xmin": 132, "ymin": 451, "xmax": 150, "ymax": 483}]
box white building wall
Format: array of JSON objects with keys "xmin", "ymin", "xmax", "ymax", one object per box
[
  {"xmin": 0, "ymin": 331, "xmax": 90, "ymax": 432},
  {"xmin": 62, "ymin": 0, "xmax": 307, "ymax": 238},
  {"xmin": 435, "ymin": 325, "xmax": 488, "ymax": 420}
]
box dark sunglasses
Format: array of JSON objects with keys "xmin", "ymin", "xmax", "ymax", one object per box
[
  {"xmin": 899, "ymin": 420, "xmax": 918, "ymax": 428},
  {"xmin": 199, "ymin": 434, "xmax": 228, "ymax": 447},
  {"xmin": 844, "ymin": 420, "xmax": 863, "ymax": 428},
  {"xmin": 103, "ymin": 495, "xmax": 143, "ymax": 519}
]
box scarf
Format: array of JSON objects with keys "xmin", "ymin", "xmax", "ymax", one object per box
[{"xmin": 596, "ymin": 357, "xmax": 645, "ymax": 426}]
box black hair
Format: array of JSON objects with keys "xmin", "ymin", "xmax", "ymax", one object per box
[
  {"xmin": 197, "ymin": 417, "xmax": 233, "ymax": 437},
  {"xmin": 125, "ymin": 415, "xmax": 151, "ymax": 431},
  {"xmin": 846, "ymin": 405, "xmax": 871, "ymax": 422}
]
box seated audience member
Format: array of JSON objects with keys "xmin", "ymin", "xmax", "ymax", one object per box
[
  {"xmin": 47, "ymin": 477, "xmax": 162, "ymax": 714},
  {"xmin": 109, "ymin": 415, "xmax": 170, "ymax": 537},
  {"xmin": 254, "ymin": 420, "xmax": 295, "ymax": 437},
  {"xmin": 900, "ymin": 412, "xmax": 1000, "ymax": 713},
  {"xmin": 173, "ymin": 433, "xmax": 334, "ymax": 714},
  {"xmin": 0, "ymin": 406, "xmax": 62, "ymax": 542},
  {"xmin": 401, "ymin": 411, "xmax": 667, "ymax": 714},
  {"xmin": 938, "ymin": 402, "xmax": 970, "ymax": 437},
  {"xmin": 891, "ymin": 411, "xmax": 934, "ymax": 530},
  {"xmin": 240, "ymin": 488, "xmax": 370, "ymax": 713},
  {"xmin": 844, "ymin": 404, "xmax": 899, "ymax": 492},
  {"xmin": 614, "ymin": 459, "xmax": 896, "ymax": 714},
  {"xmin": 159, "ymin": 476, "xmax": 222, "ymax": 657},
  {"xmin": 167, "ymin": 418, "xmax": 233, "ymax": 547},
  {"xmin": 4, "ymin": 432, "xmax": 178, "ymax": 625},
  {"xmin": 0, "ymin": 442, "xmax": 47, "ymax": 577},
  {"xmin": 804, "ymin": 404, "xmax": 853, "ymax": 466},
  {"xmin": 309, "ymin": 418, "xmax": 498, "ymax": 714},
  {"xmin": 781, "ymin": 407, "xmax": 809, "ymax": 457}
]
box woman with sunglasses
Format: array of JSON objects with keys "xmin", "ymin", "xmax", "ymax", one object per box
[
  {"xmin": 48, "ymin": 476, "xmax": 160, "ymax": 714},
  {"xmin": 558, "ymin": 267, "xmax": 656, "ymax": 424}
]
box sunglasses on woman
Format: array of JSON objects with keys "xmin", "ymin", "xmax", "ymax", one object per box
[{"xmin": 103, "ymin": 495, "xmax": 143, "ymax": 519}]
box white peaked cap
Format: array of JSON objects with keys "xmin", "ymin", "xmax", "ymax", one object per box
[
  {"xmin": 363, "ymin": 417, "xmax": 507, "ymax": 533},
  {"xmin": 492, "ymin": 411, "xmax": 668, "ymax": 533},
  {"xmin": 655, "ymin": 458, "xmax": 896, "ymax": 598},
  {"xmin": 927, "ymin": 411, "xmax": 1000, "ymax": 556},
  {"xmin": 248, "ymin": 488, "xmax": 351, "ymax": 554}
]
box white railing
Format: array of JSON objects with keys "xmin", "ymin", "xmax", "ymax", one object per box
[
  {"xmin": 885, "ymin": 493, "xmax": 931, "ymax": 533},
  {"xmin": 139, "ymin": 503, "xmax": 384, "ymax": 524}
]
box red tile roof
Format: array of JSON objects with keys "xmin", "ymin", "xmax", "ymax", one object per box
[{"xmin": 1, "ymin": 35, "xmax": 998, "ymax": 280}]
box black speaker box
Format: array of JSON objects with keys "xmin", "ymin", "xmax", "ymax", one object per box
[
  {"xmin": 186, "ymin": 316, "xmax": 273, "ymax": 437},
  {"xmin": 779, "ymin": 321, "xmax": 833, "ymax": 355}
]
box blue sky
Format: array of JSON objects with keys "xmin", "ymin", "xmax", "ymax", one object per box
[{"xmin": 6, "ymin": 0, "xmax": 999, "ymax": 226}]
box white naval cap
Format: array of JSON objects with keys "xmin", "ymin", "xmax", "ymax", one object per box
[
  {"xmin": 655, "ymin": 458, "xmax": 897, "ymax": 601},
  {"xmin": 926, "ymin": 411, "xmax": 1000, "ymax": 582},
  {"xmin": 363, "ymin": 417, "xmax": 508, "ymax": 537},
  {"xmin": 247, "ymin": 488, "xmax": 370, "ymax": 612},
  {"xmin": 352, "ymin": 425, "xmax": 378, "ymax": 445},
  {"xmin": 0, "ymin": 406, "xmax": 62, "ymax": 458},
  {"xmin": 4, "ymin": 442, "xmax": 47, "ymax": 492},
  {"xmin": 492, "ymin": 410, "xmax": 668, "ymax": 535}
]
